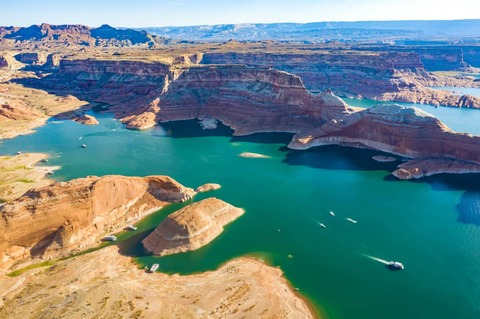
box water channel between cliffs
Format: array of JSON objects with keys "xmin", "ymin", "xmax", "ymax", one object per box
[{"xmin": 1, "ymin": 104, "xmax": 480, "ymax": 319}]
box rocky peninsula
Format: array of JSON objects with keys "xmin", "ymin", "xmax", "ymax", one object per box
[
  {"xmin": 0, "ymin": 175, "xmax": 195, "ymax": 270},
  {"xmin": 0, "ymin": 246, "xmax": 314, "ymax": 319},
  {"xmin": 143, "ymin": 198, "xmax": 244, "ymax": 256},
  {"xmin": 289, "ymin": 104, "xmax": 480, "ymax": 178}
]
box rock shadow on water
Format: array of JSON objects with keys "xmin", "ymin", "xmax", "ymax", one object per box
[
  {"xmin": 416, "ymin": 173, "xmax": 480, "ymax": 226},
  {"xmin": 159, "ymin": 120, "xmax": 234, "ymax": 138},
  {"xmin": 117, "ymin": 230, "xmax": 154, "ymax": 257},
  {"xmin": 230, "ymin": 132, "xmax": 294, "ymax": 145},
  {"xmin": 456, "ymin": 192, "xmax": 480, "ymax": 226},
  {"xmin": 283, "ymin": 145, "xmax": 400, "ymax": 172}
]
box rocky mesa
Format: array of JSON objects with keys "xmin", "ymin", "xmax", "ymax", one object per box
[
  {"xmin": 31, "ymin": 58, "xmax": 349, "ymax": 134},
  {"xmin": 0, "ymin": 175, "xmax": 195, "ymax": 270},
  {"xmin": 200, "ymin": 51, "xmax": 480, "ymax": 108},
  {"xmin": 142, "ymin": 197, "xmax": 244, "ymax": 256}
]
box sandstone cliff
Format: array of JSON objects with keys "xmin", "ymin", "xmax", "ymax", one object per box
[
  {"xmin": 200, "ymin": 51, "xmax": 480, "ymax": 108},
  {"xmin": 0, "ymin": 175, "xmax": 195, "ymax": 270},
  {"xmin": 289, "ymin": 104, "xmax": 480, "ymax": 178},
  {"xmin": 36, "ymin": 59, "xmax": 349, "ymax": 134},
  {"xmin": 142, "ymin": 197, "xmax": 244, "ymax": 256}
]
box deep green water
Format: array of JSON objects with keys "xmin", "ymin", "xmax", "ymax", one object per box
[{"xmin": 1, "ymin": 106, "xmax": 480, "ymax": 319}]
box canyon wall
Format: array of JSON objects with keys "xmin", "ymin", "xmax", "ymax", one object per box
[
  {"xmin": 289, "ymin": 104, "xmax": 480, "ymax": 178},
  {"xmin": 37, "ymin": 59, "xmax": 349, "ymax": 134},
  {"xmin": 0, "ymin": 175, "xmax": 195, "ymax": 270},
  {"xmin": 18, "ymin": 57, "xmax": 480, "ymax": 178},
  {"xmin": 200, "ymin": 51, "xmax": 480, "ymax": 107}
]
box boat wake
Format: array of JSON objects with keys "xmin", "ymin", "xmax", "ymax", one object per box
[{"xmin": 362, "ymin": 254, "xmax": 390, "ymax": 265}]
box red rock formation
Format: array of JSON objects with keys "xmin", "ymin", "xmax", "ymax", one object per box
[
  {"xmin": 0, "ymin": 175, "xmax": 195, "ymax": 270},
  {"xmin": 19, "ymin": 58, "xmax": 480, "ymax": 177},
  {"xmin": 195, "ymin": 183, "xmax": 221, "ymax": 193},
  {"xmin": 0, "ymin": 102, "xmax": 41, "ymax": 121},
  {"xmin": 1, "ymin": 23, "xmax": 165, "ymax": 48},
  {"xmin": 72, "ymin": 114, "xmax": 99, "ymax": 125},
  {"xmin": 392, "ymin": 158, "xmax": 480, "ymax": 179},
  {"xmin": 201, "ymin": 51, "xmax": 480, "ymax": 108},
  {"xmin": 142, "ymin": 198, "xmax": 244, "ymax": 256},
  {"xmin": 41, "ymin": 59, "xmax": 350, "ymax": 134},
  {"xmin": 289, "ymin": 104, "xmax": 480, "ymax": 178}
]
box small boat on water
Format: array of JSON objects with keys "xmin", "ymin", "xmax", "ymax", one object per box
[
  {"xmin": 126, "ymin": 225, "xmax": 137, "ymax": 231},
  {"xmin": 149, "ymin": 263, "xmax": 159, "ymax": 273},
  {"xmin": 102, "ymin": 235, "xmax": 117, "ymax": 242},
  {"xmin": 329, "ymin": 211, "xmax": 335, "ymax": 216},
  {"xmin": 346, "ymin": 218, "xmax": 357, "ymax": 224},
  {"xmin": 318, "ymin": 222, "xmax": 326, "ymax": 228},
  {"xmin": 81, "ymin": 144, "xmax": 87, "ymax": 148},
  {"xmin": 387, "ymin": 261, "xmax": 404, "ymax": 270}
]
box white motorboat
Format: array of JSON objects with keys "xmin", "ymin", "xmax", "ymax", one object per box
[
  {"xmin": 387, "ymin": 261, "xmax": 404, "ymax": 270},
  {"xmin": 149, "ymin": 263, "xmax": 159, "ymax": 273},
  {"xmin": 102, "ymin": 235, "xmax": 117, "ymax": 242}
]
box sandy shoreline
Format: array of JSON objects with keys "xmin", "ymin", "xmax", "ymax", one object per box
[
  {"xmin": 0, "ymin": 246, "xmax": 317, "ymax": 318},
  {"xmin": 0, "ymin": 152, "xmax": 57, "ymax": 202}
]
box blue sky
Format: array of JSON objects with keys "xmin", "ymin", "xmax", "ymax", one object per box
[{"xmin": 1, "ymin": 0, "xmax": 478, "ymax": 27}]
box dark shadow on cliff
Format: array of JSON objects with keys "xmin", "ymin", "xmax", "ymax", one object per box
[{"xmin": 283, "ymin": 145, "xmax": 400, "ymax": 172}]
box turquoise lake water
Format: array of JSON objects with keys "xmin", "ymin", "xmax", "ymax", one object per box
[{"xmin": 1, "ymin": 100, "xmax": 480, "ymax": 318}]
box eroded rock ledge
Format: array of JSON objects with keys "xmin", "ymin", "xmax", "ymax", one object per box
[
  {"xmin": 0, "ymin": 175, "xmax": 195, "ymax": 270},
  {"xmin": 289, "ymin": 104, "xmax": 480, "ymax": 179},
  {"xmin": 142, "ymin": 197, "xmax": 244, "ymax": 256},
  {"xmin": 37, "ymin": 59, "xmax": 350, "ymax": 134}
]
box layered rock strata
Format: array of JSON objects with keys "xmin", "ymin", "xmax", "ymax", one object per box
[
  {"xmin": 37, "ymin": 59, "xmax": 350, "ymax": 134},
  {"xmin": 0, "ymin": 175, "xmax": 195, "ymax": 270},
  {"xmin": 142, "ymin": 197, "xmax": 244, "ymax": 256},
  {"xmin": 200, "ymin": 51, "xmax": 480, "ymax": 108},
  {"xmin": 289, "ymin": 104, "xmax": 480, "ymax": 178},
  {"xmin": 392, "ymin": 158, "xmax": 480, "ymax": 179},
  {"xmin": 25, "ymin": 57, "xmax": 480, "ymax": 177}
]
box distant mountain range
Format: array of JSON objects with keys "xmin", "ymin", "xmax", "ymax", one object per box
[
  {"xmin": 0, "ymin": 23, "xmax": 166, "ymax": 47},
  {"xmin": 140, "ymin": 19, "xmax": 480, "ymax": 42}
]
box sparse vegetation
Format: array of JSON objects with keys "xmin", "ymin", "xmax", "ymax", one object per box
[
  {"xmin": 7, "ymin": 260, "xmax": 56, "ymax": 277},
  {"xmin": 16, "ymin": 178, "xmax": 35, "ymax": 183}
]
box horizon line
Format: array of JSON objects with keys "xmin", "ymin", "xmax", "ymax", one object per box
[{"xmin": 2, "ymin": 18, "xmax": 480, "ymax": 29}]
